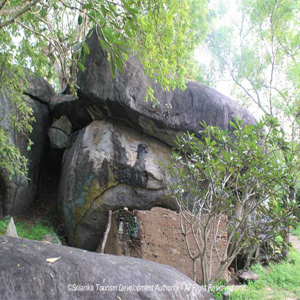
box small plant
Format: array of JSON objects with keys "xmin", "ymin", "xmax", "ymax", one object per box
[{"xmin": 124, "ymin": 212, "xmax": 139, "ymax": 239}]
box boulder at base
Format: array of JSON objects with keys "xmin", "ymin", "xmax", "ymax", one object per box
[
  {"xmin": 0, "ymin": 236, "xmax": 212, "ymax": 300},
  {"xmin": 77, "ymin": 30, "xmax": 256, "ymax": 146},
  {"xmin": 238, "ymin": 271, "xmax": 259, "ymax": 283},
  {"xmin": 58, "ymin": 119, "xmax": 174, "ymax": 250}
]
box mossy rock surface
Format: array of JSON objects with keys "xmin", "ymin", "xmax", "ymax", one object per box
[{"xmin": 58, "ymin": 119, "xmax": 174, "ymax": 250}]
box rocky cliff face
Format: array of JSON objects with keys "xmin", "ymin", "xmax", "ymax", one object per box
[
  {"xmin": 56, "ymin": 31, "xmax": 255, "ymax": 250},
  {"xmin": 0, "ymin": 77, "xmax": 52, "ymax": 215},
  {"xmin": 77, "ymin": 30, "xmax": 256, "ymax": 146},
  {"xmin": 0, "ymin": 30, "xmax": 256, "ymax": 282}
]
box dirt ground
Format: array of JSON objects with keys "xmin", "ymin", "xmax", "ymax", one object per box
[{"xmin": 290, "ymin": 235, "xmax": 300, "ymax": 252}]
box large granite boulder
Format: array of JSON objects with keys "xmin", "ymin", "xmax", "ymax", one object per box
[
  {"xmin": 50, "ymin": 94, "xmax": 93, "ymax": 131},
  {"xmin": 24, "ymin": 72, "xmax": 55, "ymax": 103},
  {"xmin": 58, "ymin": 119, "xmax": 174, "ymax": 250},
  {"xmin": 0, "ymin": 78, "xmax": 51, "ymax": 215},
  {"xmin": 0, "ymin": 236, "xmax": 212, "ymax": 300},
  {"xmin": 77, "ymin": 30, "xmax": 256, "ymax": 146},
  {"xmin": 48, "ymin": 115, "xmax": 72, "ymax": 149}
]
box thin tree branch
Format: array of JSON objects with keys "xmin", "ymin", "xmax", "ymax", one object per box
[
  {"xmin": 0, "ymin": 0, "xmax": 8, "ymax": 11},
  {"xmin": 97, "ymin": 210, "xmax": 112, "ymax": 253},
  {"xmin": 0, "ymin": 0, "xmax": 41, "ymax": 29}
]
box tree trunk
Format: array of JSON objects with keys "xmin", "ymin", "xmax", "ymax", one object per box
[{"xmin": 96, "ymin": 210, "xmax": 112, "ymax": 253}]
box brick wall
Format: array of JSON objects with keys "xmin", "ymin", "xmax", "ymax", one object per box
[{"xmin": 104, "ymin": 207, "xmax": 228, "ymax": 282}]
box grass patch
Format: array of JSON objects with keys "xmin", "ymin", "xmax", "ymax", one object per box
[
  {"xmin": 214, "ymin": 248, "xmax": 300, "ymax": 300},
  {"xmin": 292, "ymin": 223, "xmax": 300, "ymax": 239},
  {"xmin": 16, "ymin": 221, "xmax": 58, "ymax": 242},
  {"xmin": 0, "ymin": 217, "xmax": 61, "ymax": 244},
  {"xmin": 231, "ymin": 249, "xmax": 300, "ymax": 299},
  {"xmin": 0, "ymin": 216, "xmax": 10, "ymax": 235},
  {"xmin": 0, "ymin": 205, "xmax": 63, "ymax": 244},
  {"xmin": 0, "ymin": 217, "xmax": 60, "ymax": 243}
]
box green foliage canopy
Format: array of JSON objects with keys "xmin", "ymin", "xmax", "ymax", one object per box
[
  {"xmin": 197, "ymin": 0, "xmax": 300, "ymax": 123},
  {"xmin": 0, "ymin": 0, "xmax": 209, "ymax": 90},
  {"xmin": 0, "ymin": 0, "xmax": 209, "ymax": 179}
]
